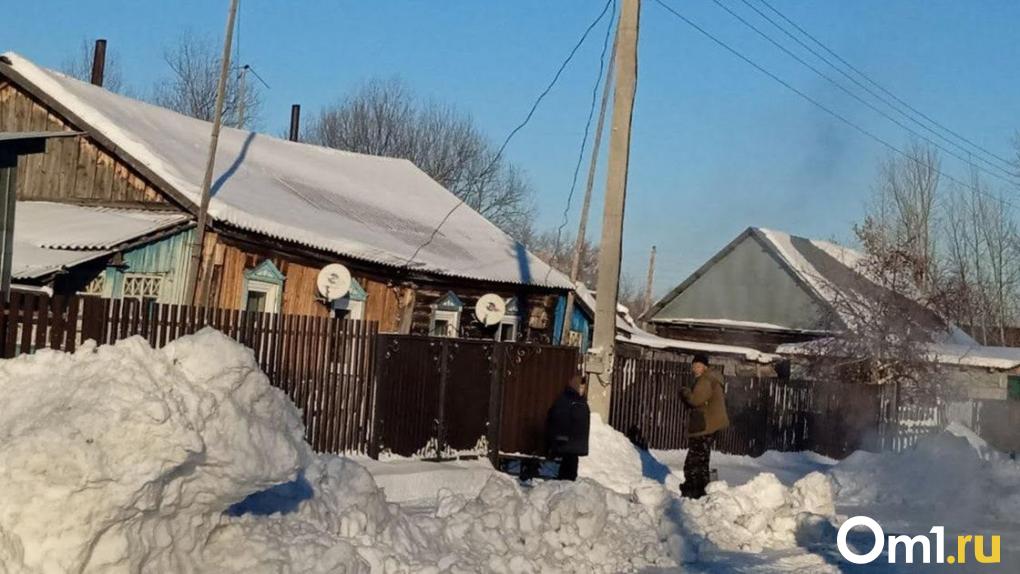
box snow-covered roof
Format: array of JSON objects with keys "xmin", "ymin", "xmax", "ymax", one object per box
[
  {"xmin": 619, "ymin": 329, "xmax": 779, "ymax": 364},
  {"xmin": 1, "ymin": 53, "xmax": 571, "ymax": 290},
  {"xmin": 574, "ymin": 283, "xmax": 776, "ymax": 363},
  {"xmin": 777, "ymin": 338, "xmax": 1020, "ymax": 370},
  {"xmin": 12, "ymin": 201, "xmax": 188, "ymax": 279},
  {"xmin": 653, "ymin": 317, "xmax": 806, "ymax": 332}
]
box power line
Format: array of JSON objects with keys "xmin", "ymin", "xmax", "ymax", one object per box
[
  {"xmin": 755, "ymin": 0, "xmax": 1017, "ymax": 173},
  {"xmin": 403, "ymin": 0, "xmax": 615, "ymax": 269},
  {"xmin": 546, "ymin": 0, "xmax": 617, "ymax": 283},
  {"xmin": 651, "ymin": 0, "xmax": 1014, "ymax": 208},
  {"xmin": 709, "ymin": 0, "xmax": 1018, "ymax": 187},
  {"xmin": 735, "ymin": 0, "xmax": 1016, "ymax": 180}
]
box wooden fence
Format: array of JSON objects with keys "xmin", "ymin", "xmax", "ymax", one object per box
[
  {"xmin": 610, "ymin": 354, "xmax": 945, "ymax": 459},
  {"xmin": 1, "ymin": 292, "xmax": 378, "ymax": 454}
]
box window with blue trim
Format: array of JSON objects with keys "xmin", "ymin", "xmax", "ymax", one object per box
[
  {"xmin": 430, "ymin": 291, "xmax": 463, "ymax": 337},
  {"xmin": 242, "ymin": 260, "xmax": 285, "ymax": 313},
  {"xmin": 331, "ymin": 278, "xmax": 367, "ymax": 320}
]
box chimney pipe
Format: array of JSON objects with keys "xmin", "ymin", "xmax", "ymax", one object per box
[
  {"xmin": 289, "ymin": 104, "xmax": 301, "ymax": 142},
  {"xmin": 90, "ymin": 39, "xmax": 107, "ymax": 87}
]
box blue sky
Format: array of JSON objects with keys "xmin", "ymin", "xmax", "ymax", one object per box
[{"xmin": 5, "ymin": 1, "xmax": 1019, "ymax": 297}]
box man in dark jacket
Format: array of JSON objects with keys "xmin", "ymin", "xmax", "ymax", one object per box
[
  {"xmin": 681, "ymin": 353, "xmax": 729, "ymax": 499},
  {"xmin": 546, "ymin": 375, "xmax": 591, "ymax": 480}
]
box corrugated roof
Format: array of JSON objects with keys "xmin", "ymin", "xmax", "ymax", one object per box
[
  {"xmin": 11, "ymin": 201, "xmax": 188, "ymax": 279},
  {"xmin": 1, "ymin": 52, "xmax": 572, "ymax": 290},
  {"xmin": 778, "ymin": 338, "xmax": 1020, "ymax": 370}
]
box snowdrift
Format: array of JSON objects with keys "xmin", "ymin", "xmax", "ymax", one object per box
[
  {"xmin": 0, "ymin": 330, "xmax": 862, "ymax": 572},
  {"xmin": 831, "ymin": 424, "xmax": 1020, "ymax": 524},
  {"xmin": 0, "ymin": 330, "xmax": 310, "ymax": 573},
  {"xmin": 0, "ymin": 330, "xmax": 676, "ymax": 572},
  {"xmin": 667, "ymin": 472, "xmax": 836, "ymax": 556}
]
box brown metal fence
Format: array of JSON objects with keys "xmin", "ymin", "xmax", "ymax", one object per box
[
  {"xmin": 372, "ymin": 335, "xmax": 582, "ymax": 460},
  {"xmin": 1, "ymin": 292, "xmax": 377, "ymax": 454}
]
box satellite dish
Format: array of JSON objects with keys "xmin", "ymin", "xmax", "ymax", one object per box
[
  {"xmin": 475, "ymin": 293, "xmax": 507, "ymax": 326},
  {"xmin": 317, "ymin": 264, "xmax": 352, "ymax": 301}
]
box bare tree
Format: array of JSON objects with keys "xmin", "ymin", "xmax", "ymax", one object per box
[
  {"xmin": 306, "ymin": 79, "xmax": 534, "ymax": 237},
  {"xmin": 151, "ymin": 33, "xmax": 261, "ymax": 129},
  {"xmin": 942, "ymin": 169, "xmax": 1020, "ymax": 345},
  {"xmin": 807, "ymin": 219, "xmax": 949, "ymax": 395},
  {"xmin": 61, "ymin": 38, "xmax": 125, "ymax": 94},
  {"xmin": 526, "ymin": 229, "xmax": 599, "ymax": 285},
  {"xmin": 866, "ymin": 141, "xmax": 941, "ymax": 291}
]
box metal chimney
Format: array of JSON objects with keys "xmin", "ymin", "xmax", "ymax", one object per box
[
  {"xmin": 289, "ymin": 104, "xmax": 301, "ymax": 142},
  {"xmin": 90, "ymin": 39, "xmax": 107, "ymax": 87}
]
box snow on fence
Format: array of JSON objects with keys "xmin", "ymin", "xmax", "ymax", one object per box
[{"xmin": 0, "ymin": 292, "xmax": 378, "ymax": 454}]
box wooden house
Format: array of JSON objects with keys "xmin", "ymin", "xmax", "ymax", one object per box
[
  {"xmin": 0, "ymin": 52, "xmax": 575, "ymax": 343},
  {"xmin": 645, "ymin": 226, "xmax": 1020, "ymax": 397}
]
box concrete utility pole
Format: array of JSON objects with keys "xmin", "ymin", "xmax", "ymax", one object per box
[
  {"xmin": 642, "ymin": 245, "xmax": 656, "ymax": 324},
  {"xmin": 586, "ymin": 0, "xmax": 640, "ymax": 418},
  {"xmin": 185, "ymin": 0, "xmax": 239, "ymax": 306},
  {"xmin": 560, "ymin": 31, "xmax": 617, "ymax": 345}
]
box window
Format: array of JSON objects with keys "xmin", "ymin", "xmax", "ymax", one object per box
[
  {"xmin": 430, "ymin": 292, "xmax": 463, "ymax": 338},
  {"xmin": 495, "ymin": 297, "xmax": 520, "ymax": 342},
  {"xmin": 497, "ymin": 320, "xmax": 518, "ymax": 342},
  {"xmin": 246, "ymin": 291, "xmax": 267, "ymax": 313},
  {"xmin": 242, "ymin": 260, "xmax": 285, "ymax": 314},
  {"xmin": 331, "ymin": 278, "xmax": 367, "ymax": 320}
]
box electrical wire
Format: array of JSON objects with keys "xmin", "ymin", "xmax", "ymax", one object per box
[
  {"xmin": 754, "ymin": 0, "xmax": 1017, "ymax": 173},
  {"xmin": 402, "ymin": 0, "xmax": 615, "ymax": 270},
  {"xmin": 545, "ymin": 0, "xmax": 617, "ymax": 284},
  {"xmin": 710, "ymin": 0, "xmax": 1018, "ymax": 186},
  {"xmin": 652, "ymin": 0, "xmax": 1015, "ymax": 208}
]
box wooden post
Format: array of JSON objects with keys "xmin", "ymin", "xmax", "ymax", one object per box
[
  {"xmin": 560, "ymin": 31, "xmax": 617, "ymax": 344},
  {"xmin": 185, "ymin": 0, "xmax": 239, "ymax": 306},
  {"xmin": 0, "ymin": 152, "xmax": 17, "ymax": 302},
  {"xmin": 586, "ymin": 0, "xmax": 640, "ymax": 419}
]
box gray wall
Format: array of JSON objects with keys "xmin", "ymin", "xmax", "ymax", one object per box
[{"xmin": 654, "ymin": 235, "xmax": 823, "ymax": 330}]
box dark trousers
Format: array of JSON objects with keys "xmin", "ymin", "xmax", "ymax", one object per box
[
  {"xmin": 557, "ymin": 455, "xmax": 579, "ymax": 481},
  {"xmin": 682, "ymin": 433, "xmax": 714, "ymax": 499}
]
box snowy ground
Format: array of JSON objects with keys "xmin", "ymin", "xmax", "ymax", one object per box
[{"xmin": 1, "ymin": 329, "xmax": 1017, "ymax": 573}]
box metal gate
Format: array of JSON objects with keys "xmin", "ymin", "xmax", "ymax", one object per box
[{"xmin": 371, "ymin": 335, "xmax": 581, "ymax": 460}]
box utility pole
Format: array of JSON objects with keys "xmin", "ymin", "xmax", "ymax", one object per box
[
  {"xmin": 641, "ymin": 245, "xmax": 656, "ymax": 324},
  {"xmin": 236, "ymin": 65, "xmax": 248, "ymax": 128},
  {"xmin": 586, "ymin": 0, "xmax": 640, "ymax": 419},
  {"xmin": 560, "ymin": 31, "xmax": 617, "ymax": 344},
  {"xmin": 184, "ymin": 0, "xmax": 239, "ymax": 306}
]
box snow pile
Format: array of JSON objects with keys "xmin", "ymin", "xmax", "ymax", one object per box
[
  {"xmin": 667, "ymin": 472, "xmax": 836, "ymax": 555},
  {"xmin": 0, "ymin": 329, "xmax": 312, "ymax": 573},
  {"xmin": 0, "ymin": 330, "xmax": 681, "ymax": 572},
  {"xmin": 579, "ymin": 413, "xmax": 683, "ymax": 498},
  {"xmin": 831, "ymin": 427, "xmax": 1020, "ymax": 523},
  {"xmin": 425, "ymin": 476, "xmax": 674, "ymax": 572},
  {"xmin": 578, "ymin": 413, "xmax": 646, "ymax": 493}
]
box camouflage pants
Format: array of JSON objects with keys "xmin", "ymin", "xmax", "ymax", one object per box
[{"xmin": 682, "ymin": 433, "xmax": 715, "ymax": 499}]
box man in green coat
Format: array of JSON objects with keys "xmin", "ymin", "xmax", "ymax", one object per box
[{"xmin": 681, "ymin": 353, "xmax": 729, "ymax": 499}]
